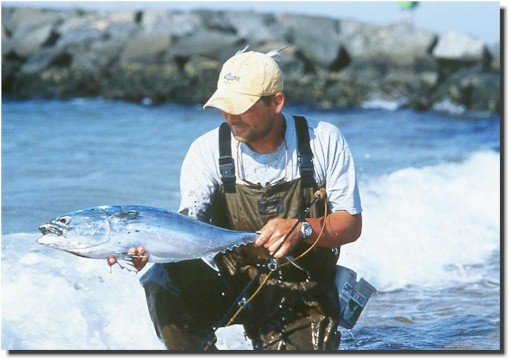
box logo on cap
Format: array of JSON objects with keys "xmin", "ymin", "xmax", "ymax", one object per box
[{"xmin": 224, "ymin": 73, "xmax": 240, "ymax": 82}]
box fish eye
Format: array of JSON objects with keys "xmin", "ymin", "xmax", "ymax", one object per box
[{"xmin": 57, "ymin": 216, "xmax": 70, "ymax": 225}]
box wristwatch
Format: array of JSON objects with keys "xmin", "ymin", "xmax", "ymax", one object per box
[{"xmin": 300, "ymin": 221, "xmax": 313, "ymax": 240}]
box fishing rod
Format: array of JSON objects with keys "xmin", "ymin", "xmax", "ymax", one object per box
[{"xmin": 199, "ymin": 188, "xmax": 326, "ymax": 350}]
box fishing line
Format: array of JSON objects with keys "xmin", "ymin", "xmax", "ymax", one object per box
[
  {"xmin": 201, "ymin": 189, "xmax": 328, "ymax": 350},
  {"xmin": 223, "ymin": 271, "xmax": 273, "ymax": 330},
  {"xmin": 279, "ymin": 200, "xmax": 328, "ymax": 267},
  {"xmin": 221, "ymin": 200, "xmax": 329, "ymax": 329},
  {"xmin": 270, "ymin": 188, "xmax": 326, "ymax": 257}
]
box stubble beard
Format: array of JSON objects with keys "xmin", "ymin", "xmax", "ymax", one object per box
[{"xmin": 231, "ymin": 120, "xmax": 274, "ymax": 144}]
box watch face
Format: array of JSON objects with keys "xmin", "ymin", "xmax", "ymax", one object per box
[{"xmin": 302, "ymin": 222, "xmax": 312, "ymax": 237}]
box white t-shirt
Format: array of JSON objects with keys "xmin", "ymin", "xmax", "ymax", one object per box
[{"xmin": 178, "ymin": 113, "xmax": 362, "ymax": 221}]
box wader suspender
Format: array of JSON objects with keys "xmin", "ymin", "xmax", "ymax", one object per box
[
  {"xmin": 218, "ymin": 122, "xmax": 236, "ymax": 193},
  {"xmin": 218, "ymin": 116, "xmax": 315, "ymax": 190},
  {"xmin": 293, "ymin": 115, "xmax": 316, "ymax": 188}
]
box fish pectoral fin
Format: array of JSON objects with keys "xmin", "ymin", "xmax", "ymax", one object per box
[
  {"xmin": 116, "ymin": 256, "xmax": 138, "ymax": 273},
  {"xmin": 201, "ymin": 254, "xmax": 219, "ymax": 272}
]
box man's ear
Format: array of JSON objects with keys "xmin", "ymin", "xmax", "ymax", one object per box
[{"xmin": 273, "ymin": 92, "xmax": 285, "ymax": 113}]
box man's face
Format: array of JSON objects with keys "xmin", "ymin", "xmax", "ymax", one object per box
[{"xmin": 222, "ymin": 94, "xmax": 283, "ymax": 144}]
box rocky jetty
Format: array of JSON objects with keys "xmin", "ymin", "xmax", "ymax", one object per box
[{"xmin": 2, "ymin": 6, "xmax": 500, "ymax": 113}]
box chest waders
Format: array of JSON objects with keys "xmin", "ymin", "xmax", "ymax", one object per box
[{"xmin": 140, "ymin": 116, "xmax": 341, "ymax": 350}]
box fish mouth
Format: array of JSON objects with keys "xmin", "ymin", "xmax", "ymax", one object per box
[{"xmin": 38, "ymin": 224, "xmax": 63, "ymax": 236}]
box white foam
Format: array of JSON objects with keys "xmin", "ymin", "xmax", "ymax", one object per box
[
  {"xmin": 361, "ymin": 97, "xmax": 404, "ymax": 111},
  {"xmin": 432, "ymin": 100, "xmax": 467, "ymax": 114},
  {"xmin": 1, "ymin": 151, "xmax": 500, "ymax": 349},
  {"xmin": 340, "ymin": 151, "xmax": 500, "ymax": 290},
  {"xmin": 1, "ymin": 233, "xmax": 249, "ymax": 350}
]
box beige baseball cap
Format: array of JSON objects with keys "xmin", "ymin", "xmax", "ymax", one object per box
[{"xmin": 203, "ymin": 51, "xmax": 283, "ymax": 115}]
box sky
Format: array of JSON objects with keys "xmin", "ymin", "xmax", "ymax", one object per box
[{"xmin": 3, "ymin": 1, "xmax": 502, "ymax": 44}]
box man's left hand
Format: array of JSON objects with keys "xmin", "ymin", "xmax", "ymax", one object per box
[{"xmin": 254, "ymin": 218, "xmax": 302, "ymax": 258}]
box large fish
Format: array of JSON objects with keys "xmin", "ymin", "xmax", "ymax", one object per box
[{"xmin": 37, "ymin": 205, "xmax": 257, "ymax": 271}]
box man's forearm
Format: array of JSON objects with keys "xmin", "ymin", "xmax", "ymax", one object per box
[{"xmin": 306, "ymin": 211, "xmax": 362, "ymax": 248}]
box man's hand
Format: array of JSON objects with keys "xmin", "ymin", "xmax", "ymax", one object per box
[
  {"xmin": 107, "ymin": 246, "xmax": 149, "ymax": 272},
  {"xmin": 254, "ymin": 218, "xmax": 302, "ymax": 259}
]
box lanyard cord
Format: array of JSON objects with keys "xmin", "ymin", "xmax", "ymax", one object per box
[{"xmin": 236, "ymin": 139, "xmax": 289, "ymax": 188}]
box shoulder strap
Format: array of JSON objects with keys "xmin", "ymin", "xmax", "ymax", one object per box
[
  {"xmin": 293, "ymin": 115, "xmax": 316, "ymax": 188},
  {"xmin": 218, "ymin": 122, "xmax": 236, "ymax": 193},
  {"xmin": 218, "ymin": 118, "xmax": 315, "ymax": 191}
]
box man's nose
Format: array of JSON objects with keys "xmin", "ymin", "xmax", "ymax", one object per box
[{"xmin": 222, "ymin": 112, "xmax": 239, "ymax": 124}]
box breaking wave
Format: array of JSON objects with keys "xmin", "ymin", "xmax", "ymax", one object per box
[{"xmin": 340, "ymin": 150, "xmax": 500, "ymax": 291}]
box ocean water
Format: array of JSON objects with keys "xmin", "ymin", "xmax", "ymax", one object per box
[{"xmin": 1, "ymin": 98, "xmax": 501, "ymax": 351}]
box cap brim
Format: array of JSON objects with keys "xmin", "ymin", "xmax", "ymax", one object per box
[{"xmin": 203, "ymin": 88, "xmax": 260, "ymax": 115}]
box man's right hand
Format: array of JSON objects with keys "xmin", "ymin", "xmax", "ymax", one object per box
[{"xmin": 107, "ymin": 246, "xmax": 149, "ymax": 272}]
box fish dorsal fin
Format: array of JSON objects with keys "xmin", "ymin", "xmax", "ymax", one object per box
[{"xmin": 111, "ymin": 210, "xmax": 139, "ymax": 220}]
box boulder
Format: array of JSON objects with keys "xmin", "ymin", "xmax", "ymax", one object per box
[
  {"xmin": 433, "ymin": 65, "xmax": 500, "ymax": 113},
  {"xmin": 432, "ymin": 31, "xmax": 492, "ymax": 79},
  {"xmin": 276, "ymin": 14, "xmax": 342, "ymax": 70},
  {"xmin": 340, "ymin": 21, "xmax": 437, "ymax": 71},
  {"xmin": 9, "ymin": 23, "xmax": 54, "ymax": 58},
  {"xmin": 223, "ymin": 11, "xmax": 286, "ymax": 46},
  {"xmin": 183, "ymin": 55, "xmax": 220, "ymax": 78},
  {"xmin": 1, "ymin": 7, "xmax": 61, "ymax": 36},
  {"xmin": 121, "ymin": 33, "xmax": 172, "ymax": 63},
  {"xmin": 2, "ymin": 20, "xmax": 12, "ymax": 56},
  {"xmin": 19, "ymin": 47, "xmax": 63, "ymax": 74},
  {"xmin": 55, "ymin": 12, "xmax": 140, "ymax": 70},
  {"xmin": 257, "ymin": 42, "xmax": 306, "ymax": 74},
  {"xmin": 101, "ymin": 62, "xmax": 190, "ymax": 104},
  {"xmin": 433, "ymin": 31, "xmax": 488, "ymax": 62},
  {"xmin": 1, "ymin": 6, "xmax": 500, "ymax": 114},
  {"xmin": 5, "ymin": 8, "xmax": 62, "ymax": 58},
  {"xmin": 56, "ymin": 26, "xmax": 104, "ymax": 49},
  {"xmin": 14, "ymin": 64, "xmax": 100, "ymax": 98},
  {"xmin": 183, "ymin": 55, "xmax": 221, "ymax": 101},
  {"xmin": 380, "ymin": 70, "xmax": 437, "ymax": 107},
  {"xmin": 141, "ymin": 9, "xmax": 202, "ymax": 37},
  {"xmin": 105, "ymin": 21, "xmax": 139, "ymax": 43},
  {"xmin": 466, "ymin": 72, "xmax": 500, "ymax": 113},
  {"xmin": 194, "ymin": 10, "xmax": 236, "ymax": 32},
  {"xmin": 85, "ymin": 39, "xmax": 125, "ymax": 68},
  {"xmin": 2, "ymin": 51, "xmax": 24, "ymax": 93},
  {"xmin": 166, "ymin": 28, "xmax": 241, "ymax": 60},
  {"xmin": 284, "ymin": 71, "xmax": 368, "ymax": 109},
  {"xmin": 57, "ymin": 9, "xmax": 107, "ymax": 34},
  {"xmin": 54, "ymin": 27, "xmax": 107, "ymax": 70},
  {"xmin": 102, "ymin": 9, "xmax": 136, "ymax": 24}
]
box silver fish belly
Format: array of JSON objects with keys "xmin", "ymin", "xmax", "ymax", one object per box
[{"xmin": 37, "ymin": 205, "xmax": 257, "ymax": 270}]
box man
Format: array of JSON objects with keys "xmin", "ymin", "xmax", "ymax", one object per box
[{"xmin": 114, "ymin": 49, "xmax": 362, "ymax": 350}]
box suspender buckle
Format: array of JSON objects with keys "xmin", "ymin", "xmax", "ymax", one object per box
[
  {"xmin": 218, "ymin": 123, "xmax": 236, "ymax": 192},
  {"xmin": 294, "ymin": 115, "xmax": 317, "ymax": 188},
  {"xmin": 219, "ymin": 156, "xmax": 236, "ymax": 192},
  {"xmin": 298, "ymin": 153, "xmax": 314, "ymax": 172},
  {"xmin": 219, "ymin": 156, "xmax": 235, "ymax": 180},
  {"xmin": 299, "ymin": 153, "xmax": 315, "ymax": 184}
]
